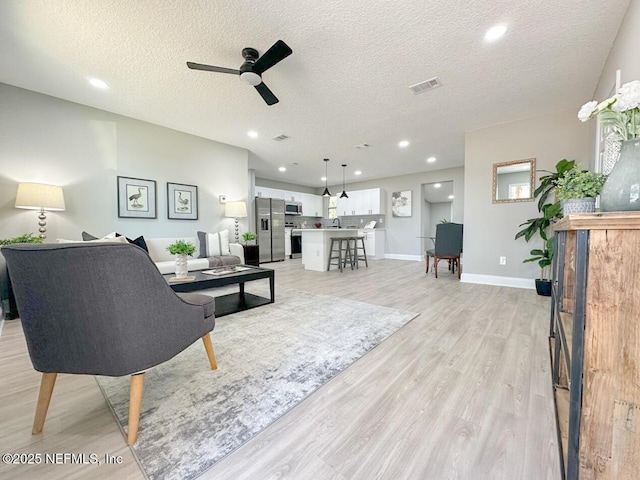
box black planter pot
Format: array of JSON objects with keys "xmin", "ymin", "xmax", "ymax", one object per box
[{"xmin": 535, "ymin": 279, "xmax": 552, "ymax": 296}]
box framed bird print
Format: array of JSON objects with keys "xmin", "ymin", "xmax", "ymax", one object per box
[
  {"xmin": 167, "ymin": 182, "xmax": 198, "ymax": 220},
  {"xmin": 117, "ymin": 176, "xmax": 157, "ymax": 219}
]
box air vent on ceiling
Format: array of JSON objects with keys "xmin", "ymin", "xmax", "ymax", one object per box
[
  {"xmin": 354, "ymin": 143, "xmax": 371, "ymax": 149},
  {"xmin": 409, "ymin": 77, "xmax": 442, "ymax": 95},
  {"xmin": 272, "ymin": 134, "xmax": 291, "ymax": 141}
]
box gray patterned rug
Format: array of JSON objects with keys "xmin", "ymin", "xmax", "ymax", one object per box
[{"xmin": 96, "ymin": 288, "xmax": 418, "ymax": 480}]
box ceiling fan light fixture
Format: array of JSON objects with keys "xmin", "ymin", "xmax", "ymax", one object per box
[{"xmin": 240, "ymin": 71, "xmax": 262, "ymax": 86}]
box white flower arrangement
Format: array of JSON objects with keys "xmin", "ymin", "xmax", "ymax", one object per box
[{"xmin": 578, "ymin": 80, "xmax": 640, "ymax": 141}]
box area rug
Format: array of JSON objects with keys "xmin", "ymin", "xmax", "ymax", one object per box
[{"xmin": 96, "ymin": 288, "xmax": 419, "ymax": 480}]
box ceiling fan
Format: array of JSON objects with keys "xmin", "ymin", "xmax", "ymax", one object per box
[{"xmin": 186, "ymin": 40, "xmax": 293, "ymax": 106}]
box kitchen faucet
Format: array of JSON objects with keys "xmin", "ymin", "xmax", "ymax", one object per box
[{"xmin": 333, "ymin": 218, "xmax": 341, "ymax": 228}]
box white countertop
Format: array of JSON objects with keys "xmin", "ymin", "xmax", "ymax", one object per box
[{"xmin": 297, "ymin": 228, "xmax": 359, "ymax": 232}]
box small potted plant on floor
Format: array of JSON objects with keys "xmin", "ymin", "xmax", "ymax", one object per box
[
  {"xmin": 515, "ymin": 159, "xmax": 573, "ymax": 296},
  {"xmin": 167, "ymin": 239, "xmax": 196, "ymax": 278},
  {"xmin": 555, "ymin": 166, "xmax": 607, "ymax": 215},
  {"xmin": 242, "ymin": 231, "xmax": 257, "ymax": 245}
]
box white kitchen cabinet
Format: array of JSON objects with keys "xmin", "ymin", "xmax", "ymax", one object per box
[
  {"xmin": 337, "ymin": 195, "xmax": 354, "ymax": 216},
  {"xmin": 362, "ymin": 188, "xmax": 384, "ymax": 215},
  {"xmin": 282, "ymin": 190, "xmax": 301, "ymax": 202},
  {"xmin": 358, "ymin": 229, "xmax": 385, "ymax": 259},
  {"xmin": 300, "ymin": 193, "xmax": 323, "ymax": 217},
  {"xmin": 336, "ymin": 188, "xmax": 384, "ymax": 216},
  {"xmin": 255, "ymin": 187, "xmax": 321, "ymax": 210},
  {"xmin": 285, "ymin": 228, "xmax": 292, "ymax": 257},
  {"xmin": 352, "ymin": 190, "xmax": 369, "ymax": 215},
  {"xmin": 255, "ymin": 186, "xmax": 266, "ymax": 198},
  {"xmin": 312, "ymin": 195, "xmax": 324, "ymax": 217}
]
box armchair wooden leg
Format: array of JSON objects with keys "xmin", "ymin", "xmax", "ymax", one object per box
[
  {"xmin": 202, "ymin": 333, "xmax": 218, "ymax": 370},
  {"xmin": 425, "ymin": 255, "xmax": 430, "ymax": 274},
  {"xmin": 128, "ymin": 373, "xmax": 145, "ymax": 445},
  {"xmin": 33, "ymin": 372, "xmax": 57, "ymax": 434},
  {"xmin": 434, "ymin": 258, "xmax": 439, "ymax": 278}
]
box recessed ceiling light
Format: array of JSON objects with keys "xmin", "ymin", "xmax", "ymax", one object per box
[
  {"xmin": 248, "ymin": 131, "xmax": 258, "ymax": 138},
  {"xmin": 321, "ymin": 176, "xmax": 327, "ymax": 182},
  {"xmin": 485, "ymin": 25, "xmax": 507, "ymax": 42},
  {"xmin": 279, "ymin": 166, "xmax": 286, "ymax": 172},
  {"xmin": 448, "ymin": 195, "xmax": 454, "ymax": 199},
  {"xmin": 354, "ymin": 170, "xmax": 362, "ymax": 175},
  {"xmin": 398, "ymin": 140, "xmax": 410, "ymax": 148},
  {"xmin": 427, "ymin": 156, "xmax": 436, "ymax": 163},
  {"xmin": 88, "ymin": 77, "xmax": 109, "ymax": 89},
  {"xmin": 434, "ymin": 183, "xmax": 442, "ymax": 188}
]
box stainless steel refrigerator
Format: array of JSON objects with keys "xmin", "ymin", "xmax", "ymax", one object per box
[{"xmin": 255, "ymin": 197, "xmax": 285, "ymax": 263}]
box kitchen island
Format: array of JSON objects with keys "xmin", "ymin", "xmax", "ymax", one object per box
[{"xmin": 299, "ymin": 228, "xmax": 359, "ymax": 271}]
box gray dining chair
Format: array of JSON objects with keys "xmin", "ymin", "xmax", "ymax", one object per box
[
  {"xmin": 425, "ymin": 223, "xmax": 463, "ymax": 279},
  {"xmin": 1, "ymin": 242, "xmax": 217, "ymax": 445}
]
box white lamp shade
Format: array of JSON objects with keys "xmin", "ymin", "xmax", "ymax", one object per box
[
  {"xmin": 225, "ymin": 201, "xmax": 247, "ymax": 218},
  {"xmin": 15, "ymin": 183, "xmax": 66, "ymax": 211}
]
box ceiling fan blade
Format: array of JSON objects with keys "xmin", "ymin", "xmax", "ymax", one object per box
[
  {"xmin": 254, "ymin": 82, "xmax": 279, "ymax": 106},
  {"xmin": 253, "ymin": 40, "xmax": 292, "ymax": 75},
  {"xmin": 186, "ymin": 62, "xmax": 240, "ymax": 75}
]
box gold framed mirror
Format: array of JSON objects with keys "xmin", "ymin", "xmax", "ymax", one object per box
[{"xmin": 492, "ymin": 158, "xmax": 536, "ymax": 203}]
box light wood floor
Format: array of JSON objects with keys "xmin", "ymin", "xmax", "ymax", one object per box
[{"xmin": 0, "ymin": 259, "xmax": 561, "ymax": 480}]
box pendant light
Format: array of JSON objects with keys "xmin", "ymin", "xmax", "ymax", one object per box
[
  {"xmin": 322, "ymin": 158, "xmax": 331, "ymax": 197},
  {"xmin": 340, "ymin": 164, "xmax": 349, "ymax": 198}
]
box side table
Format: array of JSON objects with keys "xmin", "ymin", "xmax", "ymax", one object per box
[{"xmin": 243, "ymin": 244, "xmax": 260, "ymax": 266}]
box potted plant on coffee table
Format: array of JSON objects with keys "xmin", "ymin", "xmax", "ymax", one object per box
[
  {"xmin": 166, "ymin": 239, "xmax": 196, "ymax": 278},
  {"xmin": 554, "ymin": 165, "xmax": 607, "ymax": 215}
]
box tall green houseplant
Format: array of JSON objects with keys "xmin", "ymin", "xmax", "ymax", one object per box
[{"xmin": 515, "ymin": 159, "xmax": 574, "ymax": 292}]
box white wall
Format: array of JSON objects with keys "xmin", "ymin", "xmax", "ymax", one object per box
[
  {"xmin": 463, "ymin": 108, "xmax": 591, "ymax": 286},
  {"xmin": 255, "ymin": 178, "xmax": 317, "ymax": 194},
  {"xmin": 429, "ymin": 203, "xmax": 452, "ymax": 237},
  {"xmin": 595, "ymin": 0, "xmax": 640, "ymax": 100},
  {"xmin": 0, "ymin": 84, "xmax": 249, "ymax": 242}
]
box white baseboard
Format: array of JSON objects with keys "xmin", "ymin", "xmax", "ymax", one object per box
[
  {"xmin": 384, "ymin": 254, "xmax": 423, "ymax": 261},
  {"xmin": 0, "ymin": 318, "xmax": 4, "ymax": 338},
  {"xmin": 460, "ymin": 273, "xmax": 535, "ymax": 290}
]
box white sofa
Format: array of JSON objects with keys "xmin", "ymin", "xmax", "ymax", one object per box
[{"xmin": 146, "ymin": 237, "xmax": 245, "ymax": 274}]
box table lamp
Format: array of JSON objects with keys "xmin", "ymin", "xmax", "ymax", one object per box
[
  {"xmin": 225, "ymin": 201, "xmax": 247, "ymax": 243},
  {"xmin": 15, "ymin": 182, "xmax": 66, "ymax": 239}
]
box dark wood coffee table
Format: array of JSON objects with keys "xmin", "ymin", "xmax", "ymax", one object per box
[{"xmin": 163, "ymin": 265, "xmax": 274, "ymax": 318}]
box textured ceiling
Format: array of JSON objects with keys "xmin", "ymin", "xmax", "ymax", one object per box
[{"xmin": 0, "ymin": 0, "xmax": 631, "ymax": 188}]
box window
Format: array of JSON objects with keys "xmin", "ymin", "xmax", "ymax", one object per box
[{"xmin": 328, "ymin": 196, "xmax": 337, "ymax": 219}]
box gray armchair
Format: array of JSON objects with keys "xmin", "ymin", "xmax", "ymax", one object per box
[
  {"xmin": 2, "ymin": 242, "xmax": 217, "ymax": 445},
  {"xmin": 425, "ymin": 223, "xmax": 463, "ymax": 279}
]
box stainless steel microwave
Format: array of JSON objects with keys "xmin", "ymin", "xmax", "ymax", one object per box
[{"xmin": 285, "ymin": 201, "xmax": 302, "ymax": 215}]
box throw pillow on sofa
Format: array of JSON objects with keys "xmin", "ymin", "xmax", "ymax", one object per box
[
  {"xmin": 82, "ymin": 231, "xmax": 149, "ymax": 252},
  {"xmin": 197, "ymin": 229, "xmax": 231, "ymax": 258},
  {"xmin": 57, "ymin": 236, "xmax": 129, "ymax": 244}
]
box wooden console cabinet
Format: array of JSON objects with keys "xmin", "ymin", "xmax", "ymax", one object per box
[{"xmin": 551, "ymin": 212, "xmax": 640, "ymax": 480}]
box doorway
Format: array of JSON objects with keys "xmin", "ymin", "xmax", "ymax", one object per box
[{"xmin": 421, "ymin": 181, "xmax": 454, "ymax": 251}]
